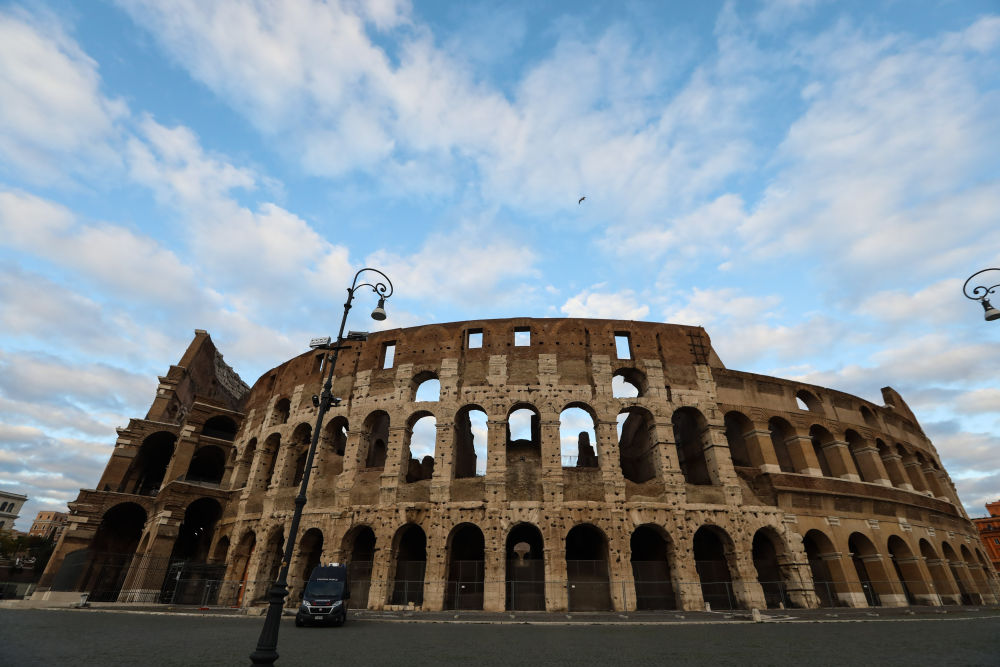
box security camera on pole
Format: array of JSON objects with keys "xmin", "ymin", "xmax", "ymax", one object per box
[{"xmin": 250, "ymin": 267, "xmax": 393, "ymax": 666}]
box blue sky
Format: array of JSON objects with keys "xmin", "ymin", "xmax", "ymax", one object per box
[{"xmin": 1, "ymin": 0, "xmax": 998, "ymax": 529}]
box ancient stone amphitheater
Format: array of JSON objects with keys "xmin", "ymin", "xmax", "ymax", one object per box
[{"xmin": 37, "ymin": 318, "xmax": 1000, "ymax": 611}]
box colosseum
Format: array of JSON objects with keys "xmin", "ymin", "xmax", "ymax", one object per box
[{"xmin": 36, "ymin": 318, "xmax": 1000, "ymax": 612}]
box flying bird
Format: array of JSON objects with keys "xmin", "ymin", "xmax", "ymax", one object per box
[{"xmin": 578, "ymin": 196, "xmax": 586, "ymax": 204}]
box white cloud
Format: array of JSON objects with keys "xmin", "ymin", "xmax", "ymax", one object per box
[{"xmin": 561, "ymin": 286, "xmax": 649, "ymax": 320}]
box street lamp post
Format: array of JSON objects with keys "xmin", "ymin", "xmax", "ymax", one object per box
[
  {"xmin": 250, "ymin": 267, "xmax": 393, "ymax": 666},
  {"xmin": 963, "ymin": 268, "xmax": 1000, "ymax": 322}
]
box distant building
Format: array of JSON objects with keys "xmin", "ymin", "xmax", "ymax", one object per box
[
  {"xmin": 973, "ymin": 501, "xmax": 1000, "ymax": 573},
  {"xmin": 0, "ymin": 490, "xmax": 27, "ymax": 532},
  {"xmin": 28, "ymin": 511, "xmax": 69, "ymax": 544}
]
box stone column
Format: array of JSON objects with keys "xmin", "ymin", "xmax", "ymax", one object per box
[
  {"xmin": 743, "ymin": 429, "xmax": 782, "ymax": 473},
  {"xmin": 483, "ymin": 543, "xmax": 506, "ymax": 612},
  {"xmin": 163, "ymin": 435, "xmax": 197, "ymax": 486},
  {"xmin": 820, "ymin": 551, "xmax": 868, "ymax": 608},
  {"xmin": 948, "ymin": 559, "xmax": 982, "ymax": 604},
  {"xmin": 367, "ymin": 538, "xmax": 393, "ymax": 610},
  {"xmin": 777, "ymin": 552, "xmax": 821, "ymax": 609},
  {"xmin": 607, "ymin": 534, "xmax": 633, "ymax": 612},
  {"xmin": 859, "ymin": 554, "xmax": 908, "ymax": 607},
  {"xmin": 879, "ymin": 450, "xmax": 912, "ymax": 490},
  {"xmin": 485, "ymin": 419, "xmax": 507, "ymax": 506},
  {"xmin": 821, "ymin": 440, "xmax": 861, "ymax": 481},
  {"xmin": 379, "ymin": 426, "xmax": 409, "ymax": 505},
  {"xmin": 925, "ymin": 558, "xmax": 962, "ymax": 604},
  {"xmin": 851, "ymin": 442, "xmax": 891, "ymax": 486},
  {"xmin": 430, "ymin": 422, "xmax": 453, "ymax": 503},
  {"xmin": 671, "ymin": 544, "xmax": 705, "ymax": 612},
  {"xmin": 785, "ymin": 435, "xmax": 823, "ymax": 476},
  {"xmin": 422, "ymin": 533, "xmax": 446, "ymax": 611},
  {"xmin": 894, "ymin": 555, "xmax": 941, "ymax": 606},
  {"xmin": 595, "ymin": 420, "xmax": 627, "ymax": 504},
  {"xmin": 544, "ymin": 545, "xmax": 568, "ymax": 611},
  {"xmin": 539, "ymin": 417, "xmax": 564, "ymax": 505},
  {"xmin": 118, "ymin": 513, "xmax": 179, "ymax": 603},
  {"xmin": 335, "ymin": 431, "xmax": 364, "ymax": 505},
  {"xmin": 902, "ymin": 457, "xmax": 931, "ymax": 494},
  {"xmin": 701, "ymin": 424, "xmax": 739, "ymax": 485},
  {"xmin": 920, "ymin": 463, "xmax": 948, "ymax": 500}
]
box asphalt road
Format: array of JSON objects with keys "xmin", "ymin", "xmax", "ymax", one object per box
[{"xmin": 1, "ymin": 609, "xmax": 998, "ymax": 666}]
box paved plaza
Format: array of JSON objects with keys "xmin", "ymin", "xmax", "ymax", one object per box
[{"xmin": 1, "ymin": 607, "xmax": 998, "ymax": 666}]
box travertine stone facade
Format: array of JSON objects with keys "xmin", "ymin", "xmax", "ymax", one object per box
[{"xmin": 38, "ymin": 319, "xmax": 1000, "ymax": 611}]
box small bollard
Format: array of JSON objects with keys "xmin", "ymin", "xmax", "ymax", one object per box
[
  {"xmin": 751, "ymin": 608, "xmax": 762, "ymax": 623},
  {"xmin": 77, "ymin": 593, "xmax": 90, "ymax": 608},
  {"xmin": 704, "ymin": 602, "xmax": 712, "ymax": 612}
]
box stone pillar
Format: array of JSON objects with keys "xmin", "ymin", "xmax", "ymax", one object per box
[
  {"xmin": 820, "ymin": 551, "xmax": 868, "ymax": 608},
  {"xmin": 483, "ymin": 543, "xmax": 506, "ymax": 612},
  {"xmin": 894, "ymin": 555, "xmax": 941, "ymax": 606},
  {"xmin": 902, "ymin": 457, "xmax": 931, "ymax": 494},
  {"xmin": 859, "ymin": 554, "xmax": 908, "ymax": 607},
  {"xmin": 702, "ymin": 424, "xmax": 739, "ymax": 487},
  {"xmin": 730, "ymin": 548, "xmax": 768, "ymax": 610},
  {"xmin": 671, "ymin": 545, "xmax": 705, "ymax": 612},
  {"xmin": 163, "ymin": 435, "xmax": 197, "ymax": 486},
  {"xmin": 335, "ymin": 431, "xmax": 364, "ymax": 506},
  {"xmin": 777, "ymin": 552, "xmax": 821, "ymax": 609},
  {"xmin": 852, "ymin": 442, "xmax": 891, "ymax": 486},
  {"xmin": 379, "ymin": 426, "xmax": 409, "ymax": 505},
  {"xmin": 921, "ymin": 464, "xmax": 948, "ymax": 500},
  {"xmin": 544, "ymin": 545, "xmax": 568, "ymax": 611},
  {"xmin": 367, "ymin": 538, "xmax": 393, "ymax": 610},
  {"xmin": 879, "ymin": 451, "xmax": 913, "ymax": 490},
  {"xmin": 948, "ymin": 559, "xmax": 982, "ymax": 604},
  {"xmin": 118, "ymin": 513, "xmax": 179, "ymax": 603},
  {"xmin": 485, "ymin": 419, "xmax": 507, "ymax": 506},
  {"xmin": 821, "ymin": 440, "xmax": 861, "ymax": 481},
  {"xmin": 430, "ymin": 422, "xmax": 453, "ymax": 503},
  {"xmin": 595, "ymin": 420, "xmax": 627, "ymax": 504},
  {"xmin": 925, "ymin": 558, "xmax": 962, "ymax": 605},
  {"xmin": 966, "ymin": 562, "xmax": 998, "ymax": 604},
  {"xmin": 422, "ymin": 533, "xmax": 446, "ymax": 611},
  {"xmin": 743, "ymin": 429, "xmax": 782, "ymax": 474},
  {"xmin": 539, "ymin": 417, "xmax": 564, "ymax": 505},
  {"xmin": 607, "ymin": 534, "xmax": 632, "ymax": 612},
  {"xmin": 785, "ymin": 435, "xmax": 822, "ymax": 476}
]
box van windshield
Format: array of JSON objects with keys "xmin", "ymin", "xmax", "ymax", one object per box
[{"xmin": 306, "ymin": 580, "xmax": 344, "ymax": 598}]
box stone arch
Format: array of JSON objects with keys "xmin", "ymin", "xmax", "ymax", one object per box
[
  {"xmin": 565, "ymin": 523, "xmax": 612, "ymax": 611},
  {"xmin": 898, "ymin": 444, "xmax": 929, "ymax": 492},
  {"xmin": 260, "ymin": 433, "xmax": 281, "ymax": 488},
  {"xmin": 319, "ymin": 416, "xmax": 348, "ymax": 478},
  {"xmin": 231, "ymin": 530, "xmax": 256, "ymax": 606},
  {"xmin": 612, "ymin": 367, "xmax": 646, "ymax": 398},
  {"xmin": 389, "ymin": 524, "xmax": 427, "ymax": 606},
  {"xmin": 693, "ymin": 525, "xmax": 741, "ymax": 610},
  {"xmin": 201, "ymin": 415, "xmax": 238, "ymax": 441},
  {"xmin": 808, "ymin": 425, "xmax": 834, "ymax": 477},
  {"xmin": 723, "ymin": 411, "xmax": 753, "ymax": 469},
  {"xmin": 505, "ymin": 522, "xmax": 545, "ymax": 611},
  {"xmin": 293, "ymin": 528, "xmax": 324, "ymax": 604},
  {"xmin": 672, "ymin": 407, "xmax": 713, "ymax": 485},
  {"xmin": 919, "ymin": 539, "xmax": 959, "ymax": 605},
  {"xmin": 630, "ymin": 524, "xmax": 676, "ymax": 610},
  {"xmin": 848, "ymin": 532, "xmax": 894, "ymax": 607},
  {"xmin": 795, "ymin": 389, "xmax": 822, "ymax": 412},
  {"xmin": 751, "ymin": 528, "xmax": 796, "ymax": 609},
  {"xmin": 767, "ymin": 417, "xmax": 797, "ymax": 473},
  {"xmin": 287, "ymin": 423, "xmax": 312, "ymax": 487},
  {"xmin": 445, "ymin": 523, "xmax": 486, "ymax": 610},
  {"xmin": 941, "ymin": 542, "xmax": 976, "ymax": 604},
  {"xmin": 506, "ymin": 403, "xmax": 542, "ymax": 501},
  {"xmin": 877, "ymin": 439, "xmax": 908, "ymax": 488},
  {"xmin": 122, "ymin": 431, "xmax": 176, "ymax": 495},
  {"xmin": 83, "ymin": 502, "xmax": 148, "ymax": 601},
  {"xmin": 886, "ymin": 535, "xmax": 931, "ymax": 605},
  {"xmin": 168, "ymin": 497, "xmax": 223, "ymax": 564},
  {"xmin": 802, "ymin": 529, "xmax": 848, "ymax": 607},
  {"xmin": 185, "ymin": 445, "xmax": 226, "ymax": 485},
  {"xmin": 403, "ymin": 410, "xmax": 436, "ymax": 483},
  {"xmin": 961, "ymin": 544, "xmax": 991, "ymax": 603},
  {"xmin": 454, "ymin": 404, "xmax": 488, "ymax": 478},
  {"xmin": 412, "ymin": 370, "xmax": 440, "ymax": 402},
  {"xmin": 844, "ymin": 430, "xmax": 872, "ymax": 483},
  {"xmin": 618, "ymin": 406, "xmax": 658, "ymax": 483},
  {"xmin": 362, "ymin": 410, "xmax": 390, "ymax": 469},
  {"xmin": 272, "ymin": 397, "xmax": 291, "ymax": 425},
  {"xmin": 342, "ymin": 525, "xmax": 376, "ymax": 608},
  {"xmin": 253, "ymin": 527, "xmax": 285, "ymax": 605},
  {"xmin": 560, "ymin": 402, "xmax": 598, "ymax": 469},
  {"xmin": 859, "ymin": 405, "xmax": 878, "ymax": 427}
]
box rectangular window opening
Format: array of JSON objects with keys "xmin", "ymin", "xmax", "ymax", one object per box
[
  {"xmin": 467, "ymin": 329, "xmax": 483, "ymax": 349},
  {"xmin": 381, "ymin": 342, "xmax": 396, "ymax": 369},
  {"xmin": 615, "ymin": 332, "xmax": 632, "ymax": 359},
  {"xmin": 514, "ymin": 327, "xmax": 530, "ymax": 347}
]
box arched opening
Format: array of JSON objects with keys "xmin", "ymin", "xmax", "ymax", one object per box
[
  {"xmin": 413, "ymin": 372, "xmax": 440, "ymax": 402},
  {"xmin": 453, "ymin": 405, "xmax": 487, "ymax": 478},
  {"xmin": 232, "ymin": 531, "xmax": 256, "ymax": 606},
  {"xmin": 899, "ymin": 445, "xmax": 928, "ymax": 492},
  {"xmin": 320, "ymin": 417, "xmax": 348, "ymax": 478},
  {"xmin": 795, "ymin": 390, "xmax": 822, "ymax": 412},
  {"xmin": 860, "ymin": 405, "xmax": 878, "ymax": 427},
  {"xmin": 618, "ymin": 407, "xmax": 657, "ymax": 483},
  {"xmin": 723, "ymin": 411, "xmax": 753, "ymax": 469},
  {"xmin": 123, "ymin": 432, "xmax": 176, "ymax": 495},
  {"xmin": 886, "ymin": 535, "xmax": 926, "ymax": 605},
  {"xmin": 185, "ymin": 446, "xmax": 225, "ymax": 485},
  {"xmin": 404, "ymin": 413, "xmax": 436, "ymax": 483},
  {"xmin": 565, "ymin": 523, "xmax": 611, "ymax": 611},
  {"xmin": 961, "ymin": 544, "xmax": 990, "ymax": 604},
  {"xmin": 844, "ymin": 430, "xmax": 869, "ymax": 482},
  {"xmin": 286, "ymin": 423, "xmax": 312, "ymax": 487},
  {"xmin": 752, "ymin": 529, "xmax": 792, "ymax": 609},
  {"xmin": 803, "ymin": 530, "xmax": 840, "ymax": 607},
  {"xmin": 673, "ymin": 407, "xmax": 713, "ymax": 485},
  {"xmin": 211, "ymin": 536, "xmax": 230, "ymax": 564},
  {"xmin": 295, "ymin": 528, "xmax": 323, "ymax": 604},
  {"xmin": 693, "ymin": 526, "xmax": 738, "ymax": 610},
  {"xmin": 272, "ymin": 398, "xmax": 291, "ymax": 425},
  {"xmin": 920, "ymin": 539, "xmax": 958, "ymax": 605},
  {"xmin": 631, "ymin": 525, "xmax": 675, "ymax": 610},
  {"xmin": 612, "ymin": 368, "xmax": 646, "ymax": 398},
  {"xmin": 83, "ymin": 503, "xmax": 147, "ymax": 602},
  {"xmin": 343, "ymin": 526, "xmax": 376, "ymax": 608},
  {"xmin": 809, "ymin": 425, "xmax": 834, "ymax": 477},
  {"xmin": 849, "ymin": 533, "xmax": 884, "ymax": 607},
  {"xmin": 161, "ymin": 498, "xmax": 224, "ymax": 604},
  {"xmin": 232, "ymin": 438, "xmax": 256, "ymax": 488},
  {"xmin": 768, "ymin": 418, "xmax": 797, "ymax": 473},
  {"xmin": 877, "ymin": 439, "xmax": 907, "ymax": 488},
  {"xmin": 445, "ymin": 523, "xmax": 485, "ymax": 610},
  {"xmin": 943, "ymin": 542, "xmax": 976, "ymax": 605},
  {"xmin": 505, "ymin": 523, "xmax": 544, "ymax": 611},
  {"xmin": 389, "ymin": 524, "xmax": 426, "ymax": 606},
  {"xmin": 560, "ymin": 404, "xmax": 598, "ymax": 469},
  {"xmin": 255, "ymin": 529, "xmax": 285, "ymax": 605},
  {"xmin": 507, "ymin": 405, "xmax": 541, "ymax": 501},
  {"xmin": 260, "ymin": 434, "xmax": 280, "ymax": 488},
  {"xmin": 363, "ymin": 411, "xmax": 390, "ymax": 469},
  {"xmin": 202, "ymin": 415, "xmax": 238, "ymax": 441}
]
